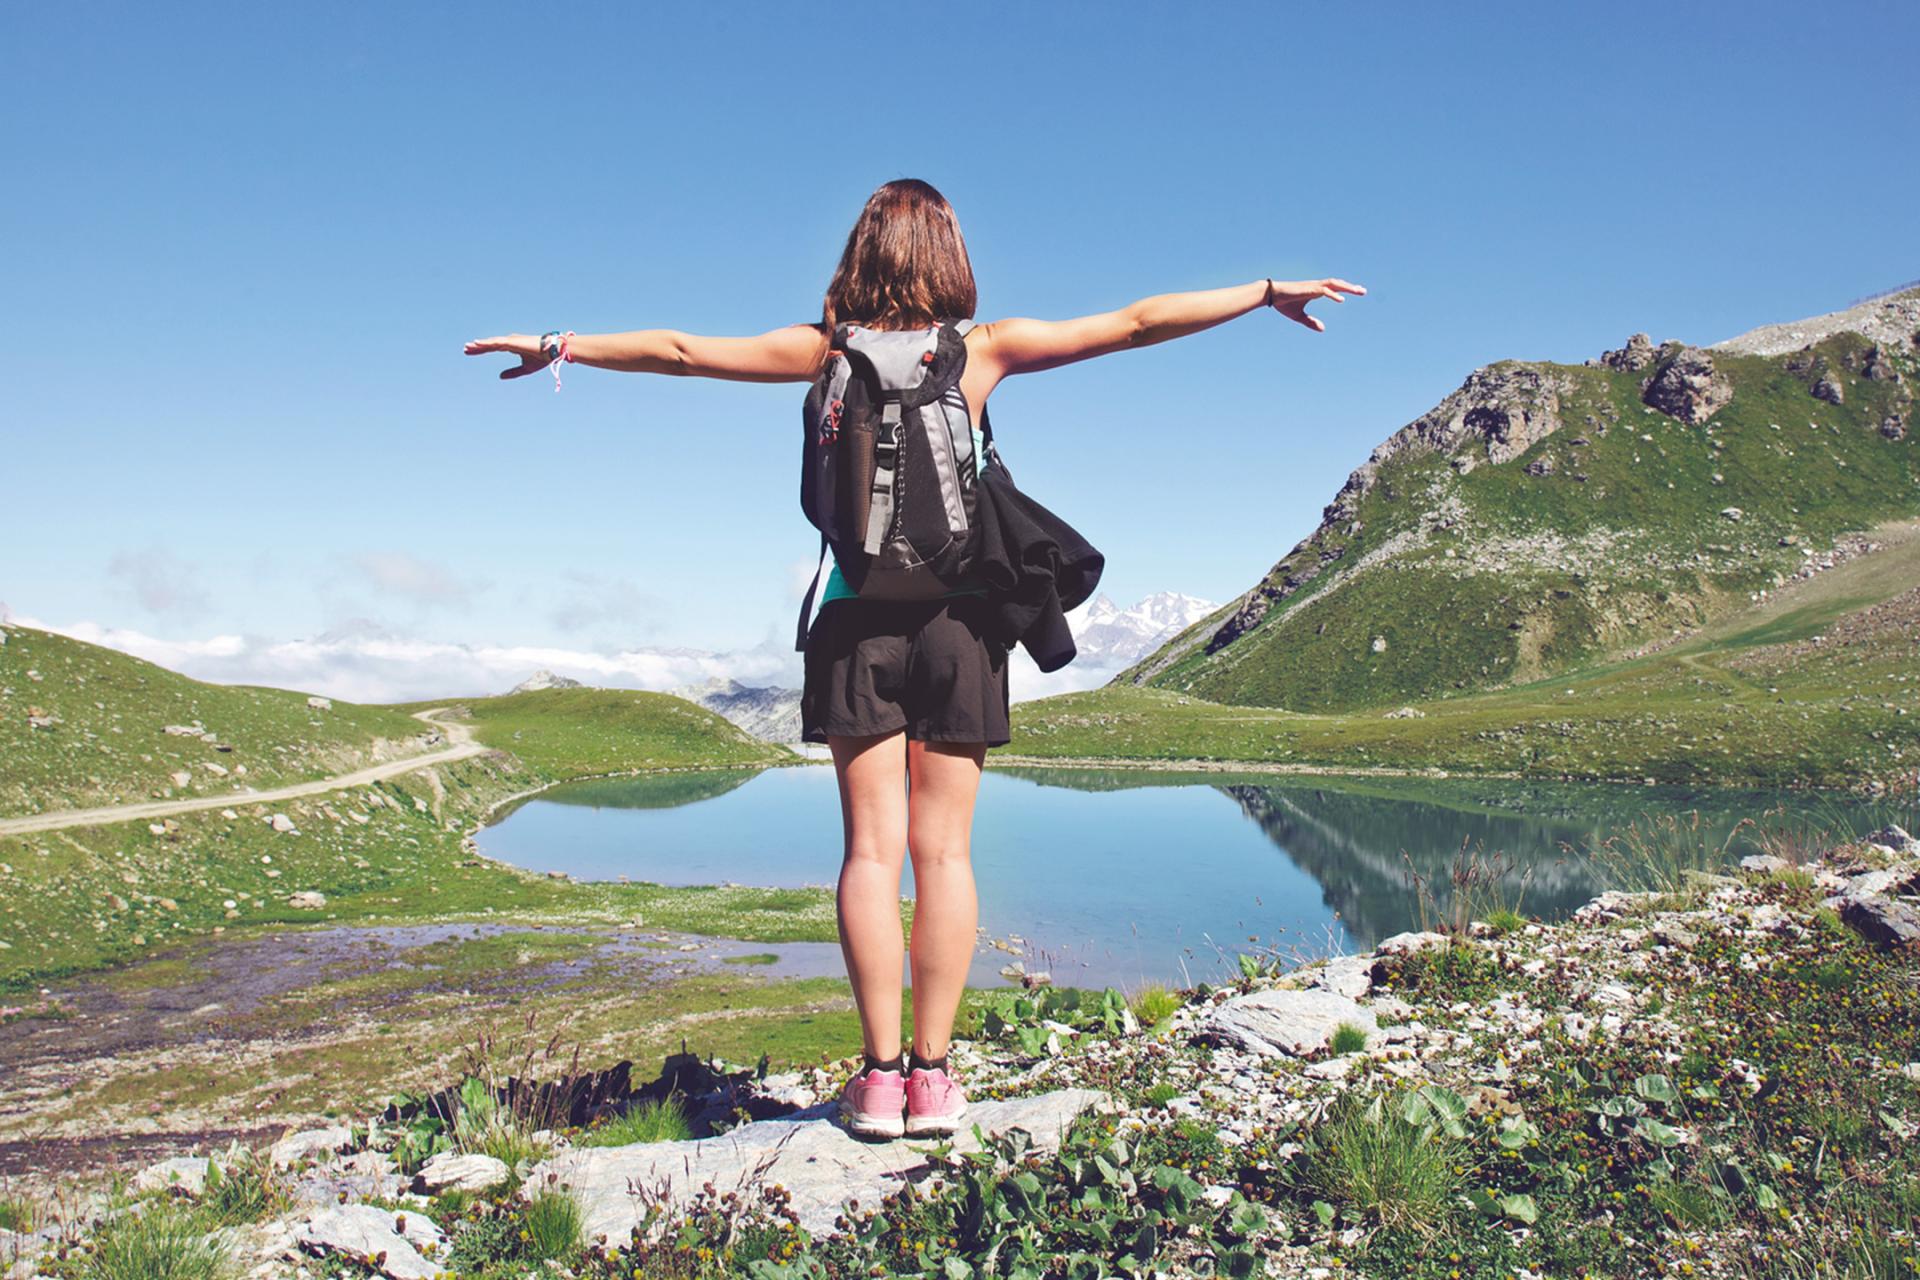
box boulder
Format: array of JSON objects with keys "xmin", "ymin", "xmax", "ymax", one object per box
[
  {"xmin": 1865, "ymin": 825, "xmax": 1920, "ymax": 857},
  {"xmin": 1811, "ymin": 375, "xmax": 1845, "ymax": 405},
  {"xmin": 295, "ymin": 1205, "xmax": 444, "ymax": 1280},
  {"xmin": 307, "ymin": 696, "xmax": 333, "ymax": 711},
  {"xmin": 1839, "ymin": 897, "xmax": 1920, "ymax": 950},
  {"xmin": 270, "ymin": 1124, "xmax": 353, "ymax": 1169},
  {"xmin": 132, "ymin": 1155, "xmax": 217, "ymax": 1196},
  {"xmin": 1193, "ymin": 988, "xmax": 1378, "ymax": 1058},
  {"xmin": 1374, "ymin": 930, "xmax": 1449, "ymax": 957},
  {"xmin": 287, "ymin": 891, "xmax": 328, "ymax": 911},
  {"xmin": 1600, "ymin": 333, "xmax": 1660, "ymax": 372},
  {"xmin": 268, "ymin": 814, "xmax": 297, "ymax": 833},
  {"xmin": 1642, "ymin": 347, "xmax": 1733, "ymax": 424},
  {"xmin": 525, "ymin": 1087, "xmax": 1109, "ymax": 1242},
  {"xmin": 1740, "ymin": 854, "xmax": 1791, "ymax": 875},
  {"xmin": 414, "ymin": 1151, "xmax": 510, "ymax": 1194},
  {"xmin": 1307, "ymin": 955, "xmax": 1374, "ymax": 1000}
]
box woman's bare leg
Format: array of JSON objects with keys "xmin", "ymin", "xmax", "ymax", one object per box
[
  {"xmin": 905, "ymin": 738, "xmax": 984, "ymax": 1060},
  {"xmin": 830, "ymin": 730, "xmax": 909, "ymax": 1062}
]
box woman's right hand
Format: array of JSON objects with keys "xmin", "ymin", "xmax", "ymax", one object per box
[{"xmin": 463, "ymin": 334, "xmax": 551, "ymax": 379}]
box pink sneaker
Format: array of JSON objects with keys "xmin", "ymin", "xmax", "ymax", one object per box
[
  {"xmin": 837, "ymin": 1066, "xmax": 905, "ymax": 1139},
  {"xmin": 904, "ymin": 1066, "xmax": 968, "ymax": 1136}
]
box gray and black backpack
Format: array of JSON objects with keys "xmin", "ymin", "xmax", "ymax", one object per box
[{"xmin": 793, "ymin": 317, "xmax": 998, "ymax": 648}]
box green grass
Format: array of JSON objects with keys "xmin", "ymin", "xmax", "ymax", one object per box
[
  {"xmin": 1302, "ymin": 1090, "xmax": 1467, "ymax": 1239},
  {"xmin": 1127, "ymin": 325, "xmax": 1920, "ymax": 719},
  {"xmin": 1128, "ymin": 982, "xmax": 1182, "ymax": 1027},
  {"xmin": 78, "ymin": 1197, "xmax": 235, "ymax": 1280},
  {"xmin": 1011, "ymin": 524, "xmax": 1920, "ymax": 789},
  {"xmin": 0, "ymin": 1193, "xmax": 36, "ymax": 1232},
  {"xmin": 408, "ymin": 687, "xmax": 790, "ymax": 777},
  {"xmin": 722, "ymin": 951, "xmax": 780, "ymax": 966},
  {"xmin": 1329, "ymin": 1021, "xmax": 1370, "ymax": 1055},
  {"xmin": 579, "ymin": 1097, "xmax": 694, "ymax": 1147},
  {"xmin": 0, "ymin": 624, "xmax": 439, "ymax": 818},
  {"xmin": 520, "ymin": 1190, "xmax": 585, "ymax": 1263}
]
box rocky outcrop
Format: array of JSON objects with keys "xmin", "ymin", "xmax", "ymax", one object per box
[
  {"xmin": 510, "ymin": 670, "xmax": 584, "ymax": 694},
  {"xmin": 1197, "ymin": 363, "xmax": 1571, "ymax": 656},
  {"xmin": 295, "ymin": 1205, "xmax": 446, "ymax": 1280},
  {"xmin": 1192, "ymin": 988, "xmax": 1378, "ymax": 1057},
  {"xmin": 1598, "ymin": 332, "xmax": 1660, "ymax": 372},
  {"xmin": 1711, "ymin": 283, "xmax": 1920, "ymax": 357},
  {"xmin": 525, "ymin": 1088, "xmax": 1111, "ymax": 1241},
  {"xmin": 1641, "ymin": 347, "xmax": 1733, "ymax": 424},
  {"xmin": 669, "ymin": 677, "xmax": 803, "ymax": 744}
]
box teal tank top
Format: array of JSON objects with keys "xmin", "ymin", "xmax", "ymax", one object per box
[{"xmin": 817, "ymin": 425, "xmax": 988, "ymax": 605}]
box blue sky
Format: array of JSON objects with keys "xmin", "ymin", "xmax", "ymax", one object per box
[{"xmin": 3, "ymin": 2, "xmax": 1915, "ymax": 699}]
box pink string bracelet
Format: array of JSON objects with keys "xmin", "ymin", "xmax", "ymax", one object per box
[{"xmin": 550, "ymin": 330, "xmax": 576, "ymax": 393}]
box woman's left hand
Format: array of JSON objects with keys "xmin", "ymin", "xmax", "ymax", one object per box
[
  {"xmin": 464, "ymin": 334, "xmax": 550, "ymax": 379},
  {"xmin": 1267, "ymin": 278, "xmax": 1367, "ymax": 332}
]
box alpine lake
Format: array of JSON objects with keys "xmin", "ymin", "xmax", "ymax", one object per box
[{"xmin": 474, "ymin": 762, "xmax": 1891, "ymax": 991}]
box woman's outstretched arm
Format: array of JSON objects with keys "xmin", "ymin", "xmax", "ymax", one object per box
[
  {"xmin": 974, "ymin": 277, "xmax": 1365, "ymax": 379},
  {"xmin": 464, "ymin": 323, "xmax": 827, "ymax": 383}
]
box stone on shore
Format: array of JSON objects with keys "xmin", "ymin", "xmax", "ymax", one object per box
[
  {"xmin": 295, "ymin": 1204, "xmax": 444, "ymax": 1280},
  {"xmin": 524, "ymin": 1087, "xmax": 1110, "ymax": 1241},
  {"xmin": 271, "ymin": 1124, "xmax": 354, "ymax": 1169},
  {"xmin": 132, "ymin": 1155, "xmax": 218, "ymax": 1196},
  {"xmin": 1193, "ymin": 988, "xmax": 1379, "ymax": 1058},
  {"xmin": 414, "ymin": 1151, "xmax": 510, "ymax": 1194},
  {"xmin": 1838, "ymin": 897, "xmax": 1920, "ymax": 950}
]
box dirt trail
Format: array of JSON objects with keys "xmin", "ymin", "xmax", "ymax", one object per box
[{"xmin": 0, "ymin": 708, "xmax": 483, "ymax": 837}]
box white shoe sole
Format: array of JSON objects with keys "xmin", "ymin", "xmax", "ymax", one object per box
[
  {"xmin": 904, "ymin": 1102, "xmax": 968, "ymax": 1136},
  {"xmin": 839, "ymin": 1101, "xmax": 905, "ymax": 1140}
]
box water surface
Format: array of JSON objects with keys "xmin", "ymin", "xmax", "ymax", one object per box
[{"xmin": 477, "ymin": 764, "xmax": 1881, "ymax": 988}]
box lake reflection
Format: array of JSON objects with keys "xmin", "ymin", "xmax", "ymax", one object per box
[{"xmin": 476, "ymin": 764, "xmax": 1877, "ymax": 989}]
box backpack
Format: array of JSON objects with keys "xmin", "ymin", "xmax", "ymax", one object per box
[{"xmin": 793, "ymin": 317, "xmax": 999, "ymax": 649}]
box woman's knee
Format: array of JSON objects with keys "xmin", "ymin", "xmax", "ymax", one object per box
[
  {"xmin": 907, "ymin": 830, "xmax": 972, "ymax": 871},
  {"xmin": 844, "ymin": 833, "xmax": 906, "ymax": 870}
]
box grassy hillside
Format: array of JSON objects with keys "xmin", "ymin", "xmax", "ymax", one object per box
[
  {"xmin": 405, "ymin": 687, "xmax": 788, "ymax": 776},
  {"xmin": 0, "ymin": 634, "xmax": 799, "ymax": 990},
  {"xmin": 1128, "ymin": 299, "xmax": 1919, "ymax": 714},
  {"xmin": 1014, "ymin": 521, "xmax": 1920, "ymax": 790},
  {"xmin": 0, "ymin": 625, "xmax": 437, "ymax": 817}
]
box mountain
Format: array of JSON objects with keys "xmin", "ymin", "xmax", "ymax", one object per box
[
  {"xmin": 1121, "ymin": 285, "xmax": 1920, "ymax": 713},
  {"xmin": 1070, "ymin": 592, "xmax": 1217, "ymax": 667},
  {"xmin": 509, "ymin": 670, "xmax": 584, "ymax": 694},
  {"xmin": 670, "ymin": 676, "xmax": 803, "ymax": 744}
]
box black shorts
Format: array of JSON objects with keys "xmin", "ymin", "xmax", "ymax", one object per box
[{"xmin": 801, "ymin": 595, "xmax": 1011, "ymax": 747}]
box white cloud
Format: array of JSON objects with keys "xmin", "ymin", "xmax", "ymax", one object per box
[
  {"xmin": 350, "ymin": 551, "xmax": 481, "ymax": 610},
  {"xmin": 11, "ymin": 614, "xmax": 803, "ymax": 705},
  {"xmin": 106, "ymin": 548, "xmax": 211, "ymax": 617}
]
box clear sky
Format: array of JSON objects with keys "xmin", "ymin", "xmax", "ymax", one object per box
[{"xmin": 4, "ymin": 2, "xmax": 1915, "ymax": 699}]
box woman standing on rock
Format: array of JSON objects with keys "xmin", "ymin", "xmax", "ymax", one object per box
[{"xmin": 466, "ymin": 179, "xmax": 1362, "ymax": 1139}]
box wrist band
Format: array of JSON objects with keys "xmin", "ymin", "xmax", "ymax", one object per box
[
  {"xmin": 547, "ymin": 330, "xmax": 575, "ymax": 393},
  {"xmin": 1262, "ymin": 277, "xmax": 1275, "ymax": 308}
]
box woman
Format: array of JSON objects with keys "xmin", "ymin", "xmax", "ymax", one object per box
[{"xmin": 465, "ymin": 178, "xmax": 1363, "ymax": 1140}]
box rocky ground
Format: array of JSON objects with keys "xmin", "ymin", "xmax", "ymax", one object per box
[{"xmin": 4, "ymin": 826, "xmax": 1917, "ymax": 1279}]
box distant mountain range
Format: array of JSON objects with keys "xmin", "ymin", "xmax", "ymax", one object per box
[{"xmin": 1122, "ymin": 285, "xmax": 1920, "ymax": 711}]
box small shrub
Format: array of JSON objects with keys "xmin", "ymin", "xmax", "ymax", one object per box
[
  {"xmin": 1303, "ymin": 1090, "xmax": 1466, "ymax": 1239},
  {"xmin": 1329, "ymin": 1022, "xmax": 1369, "ymax": 1056},
  {"xmin": 1142, "ymin": 1082, "xmax": 1181, "ymax": 1109},
  {"xmin": 82, "ymin": 1200, "xmax": 234, "ymax": 1280},
  {"xmin": 1481, "ymin": 907, "xmax": 1527, "ymax": 936},
  {"xmin": 196, "ymin": 1153, "xmax": 286, "ymax": 1226},
  {"xmin": 520, "ymin": 1189, "xmax": 583, "ymax": 1263},
  {"xmin": 1128, "ymin": 982, "xmax": 1182, "ymax": 1027},
  {"xmin": 579, "ymin": 1097, "xmax": 692, "ymax": 1148},
  {"xmin": 0, "ymin": 1193, "xmax": 36, "ymax": 1233}
]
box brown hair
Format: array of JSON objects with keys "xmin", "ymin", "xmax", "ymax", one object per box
[{"xmin": 812, "ymin": 179, "xmax": 977, "ymax": 374}]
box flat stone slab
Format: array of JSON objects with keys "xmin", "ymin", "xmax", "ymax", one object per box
[
  {"xmin": 132, "ymin": 1155, "xmax": 218, "ymax": 1196},
  {"xmin": 1195, "ymin": 988, "xmax": 1379, "ymax": 1058},
  {"xmin": 271, "ymin": 1124, "xmax": 353, "ymax": 1169},
  {"xmin": 295, "ymin": 1204, "xmax": 445, "ymax": 1280},
  {"xmin": 526, "ymin": 1087, "xmax": 1110, "ymax": 1242},
  {"xmin": 415, "ymin": 1151, "xmax": 510, "ymax": 1194}
]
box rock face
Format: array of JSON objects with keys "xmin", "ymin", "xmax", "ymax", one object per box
[
  {"xmin": 1839, "ymin": 897, "xmax": 1920, "ymax": 949},
  {"xmin": 1194, "ymin": 364, "xmax": 1572, "ymax": 657},
  {"xmin": 526, "ymin": 1088, "xmax": 1110, "ymax": 1241},
  {"xmin": 511, "ymin": 669, "xmax": 584, "ymax": 694},
  {"xmin": 270, "ymin": 1124, "xmax": 354, "ymax": 1169},
  {"xmin": 1711, "ymin": 283, "xmax": 1920, "ymax": 357},
  {"xmin": 133, "ymin": 1155, "xmax": 217, "ymax": 1196},
  {"xmin": 414, "ymin": 1151, "xmax": 510, "ymax": 1194},
  {"xmin": 1641, "ymin": 347, "xmax": 1733, "ymax": 424},
  {"xmin": 1599, "ymin": 332, "xmax": 1660, "ymax": 372},
  {"xmin": 669, "ymin": 677, "xmax": 804, "ymax": 744},
  {"xmin": 1191, "ymin": 988, "xmax": 1379, "ymax": 1058},
  {"xmin": 295, "ymin": 1205, "xmax": 445, "ymax": 1280}
]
